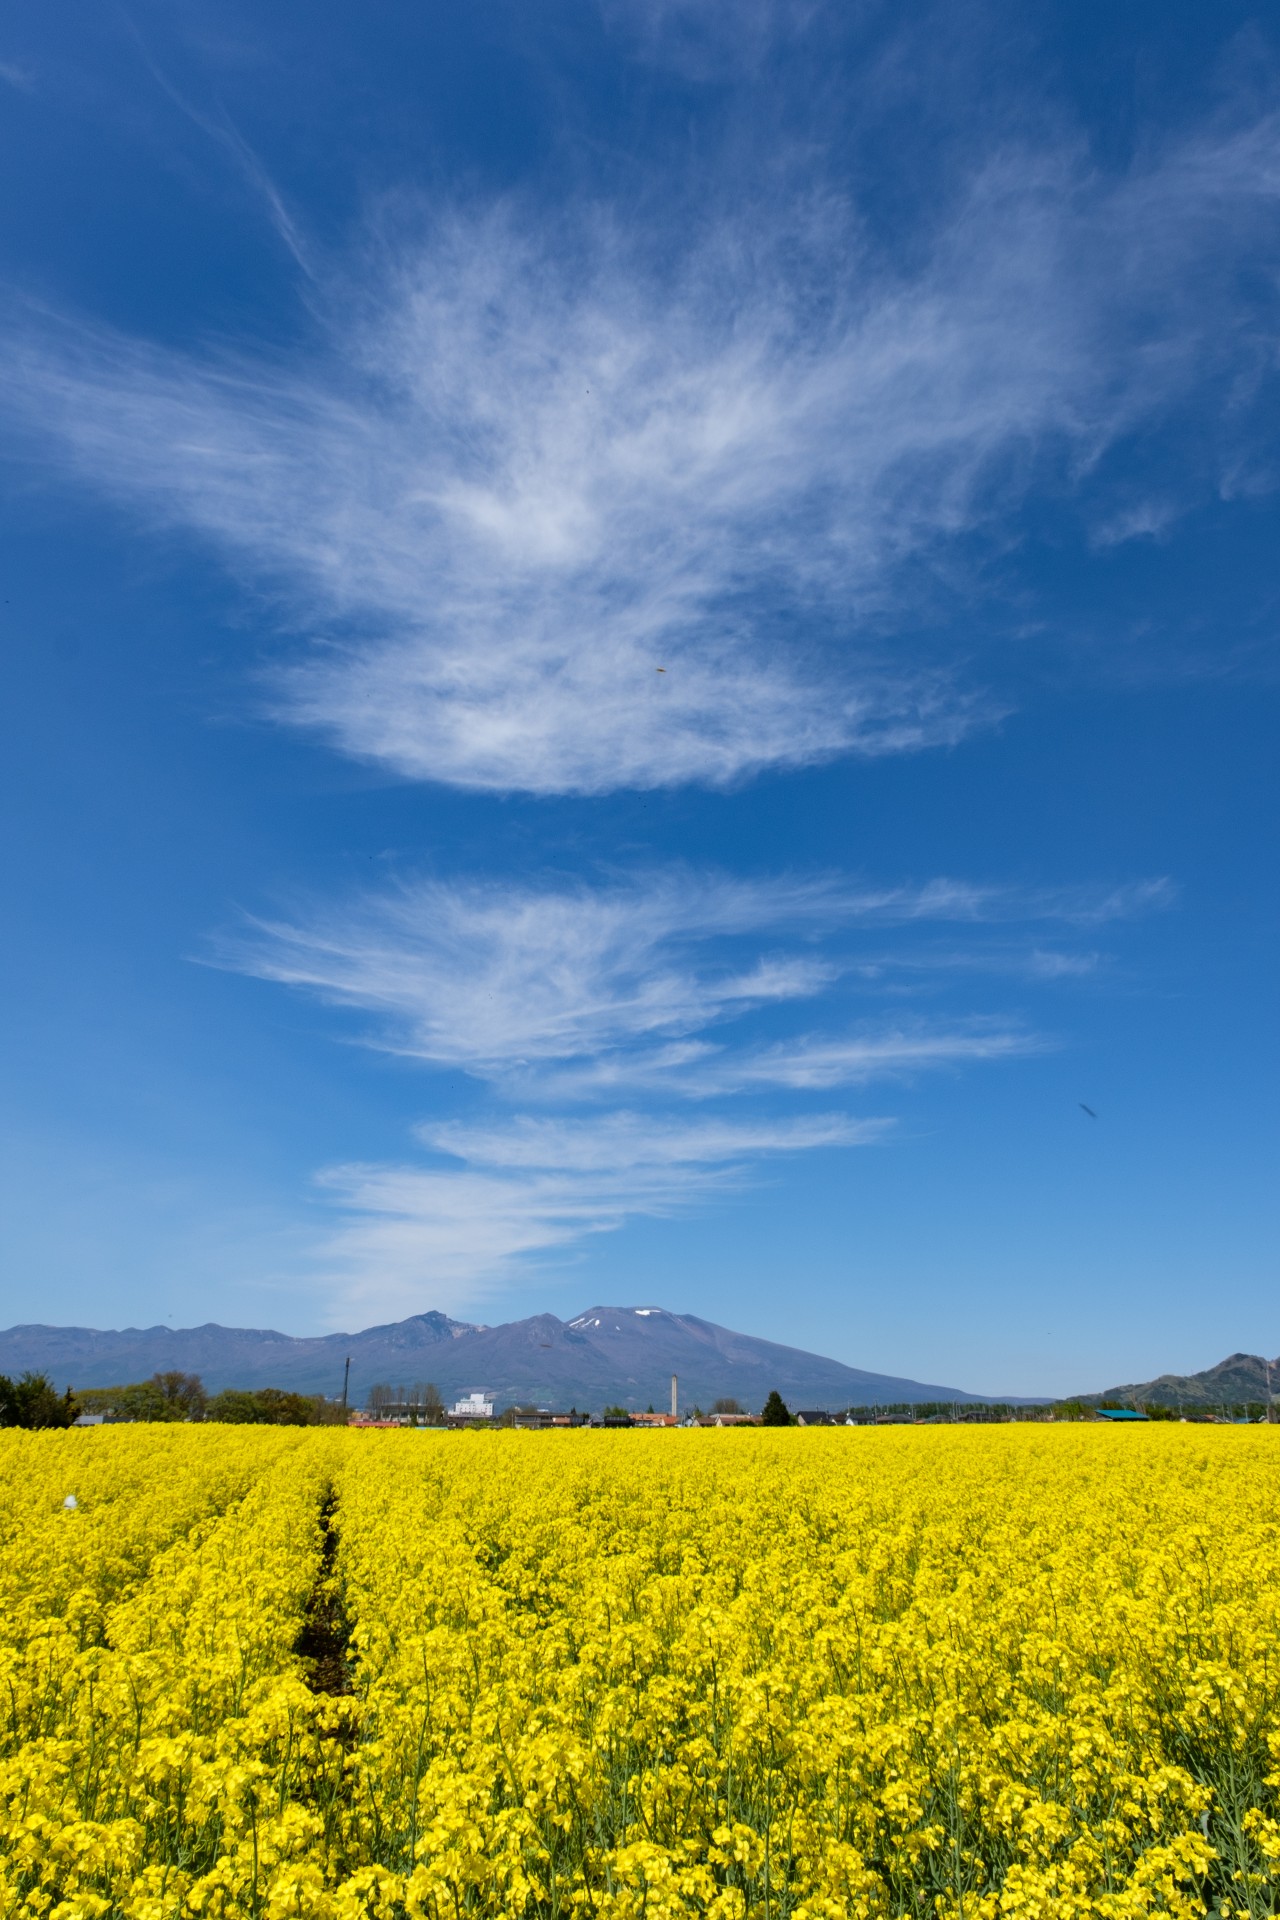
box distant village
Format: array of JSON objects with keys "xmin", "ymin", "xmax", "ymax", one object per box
[
  {"xmin": 344, "ymin": 1386, "xmax": 1260, "ymax": 1428},
  {"xmin": 298, "ymin": 1377, "xmax": 839, "ymax": 1428}
]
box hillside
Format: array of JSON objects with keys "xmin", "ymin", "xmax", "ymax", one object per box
[
  {"xmin": 0, "ymin": 1304, "xmax": 997, "ymax": 1410},
  {"xmin": 1086, "ymin": 1351, "xmax": 1279, "ymax": 1409}
]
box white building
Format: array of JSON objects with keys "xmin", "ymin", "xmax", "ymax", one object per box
[{"xmin": 449, "ymin": 1391, "xmax": 495, "ymax": 1418}]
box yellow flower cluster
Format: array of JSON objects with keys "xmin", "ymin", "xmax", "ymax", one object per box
[{"xmin": 2, "ymin": 1425, "xmax": 1277, "ymax": 1920}]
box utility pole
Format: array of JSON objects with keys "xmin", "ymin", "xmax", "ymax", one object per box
[{"xmin": 341, "ymin": 1356, "xmax": 350, "ymax": 1415}]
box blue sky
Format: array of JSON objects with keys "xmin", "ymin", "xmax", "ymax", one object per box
[{"xmin": 0, "ymin": 0, "xmax": 1277, "ymax": 1396}]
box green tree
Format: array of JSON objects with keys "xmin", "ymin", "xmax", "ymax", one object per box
[
  {"xmin": 107, "ymin": 1373, "xmax": 205, "ymax": 1422},
  {"xmin": 116, "ymin": 1381, "xmax": 175, "ymax": 1421},
  {"xmin": 153, "ymin": 1371, "xmax": 207, "ymax": 1417},
  {"xmin": 0, "ymin": 1371, "xmax": 78, "ymax": 1429},
  {"xmin": 258, "ymin": 1388, "xmax": 324, "ymax": 1424},
  {"xmin": 204, "ymin": 1390, "xmax": 264, "ymax": 1424},
  {"xmin": 206, "ymin": 1387, "xmax": 330, "ymax": 1425},
  {"xmin": 760, "ymin": 1390, "xmax": 792, "ymax": 1427}
]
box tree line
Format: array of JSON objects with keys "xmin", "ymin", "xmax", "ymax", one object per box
[{"xmin": 0, "ymin": 1370, "xmax": 346, "ymax": 1428}]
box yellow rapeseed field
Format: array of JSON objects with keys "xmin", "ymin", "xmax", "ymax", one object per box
[{"xmin": 1, "ymin": 1427, "xmax": 1277, "ymax": 1920}]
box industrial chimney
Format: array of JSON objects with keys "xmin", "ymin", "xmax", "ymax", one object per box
[{"xmin": 671, "ymin": 1373, "xmax": 678, "ymax": 1421}]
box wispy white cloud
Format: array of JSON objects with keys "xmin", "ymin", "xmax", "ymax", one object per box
[
  {"xmin": 0, "ymin": 58, "xmax": 34, "ymax": 92},
  {"xmin": 242, "ymin": 863, "xmax": 1108, "ymax": 1316},
  {"xmin": 1047, "ymin": 880, "xmax": 1176, "ymax": 926},
  {"xmin": 4, "ymin": 114, "xmax": 1276, "ymax": 793},
  {"xmin": 229, "ymin": 871, "xmax": 842, "ymax": 1072},
  {"xmin": 314, "ymin": 1109, "xmax": 873, "ymax": 1319},
  {"xmin": 116, "ymin": 14, "xmax": 315, "ymax": 275},
  {"xmin": 223, "ymin": 868, "xmax": 1150, "ymax": 1088},
  {"xmin": 706, "ymin": 1023, "xmax": 1038, "ymax": 1092},
  {"xmin": 1025, "ymin": 949, "xmax": 1101, "ymax": 980},
  {"xmin": 420, "ymin": 1107, "xmax": 875, "ymax": 1172},
  {"xmin": 846, "ymin": 943, "xmax": 1106, "ymax": 985},
  {"xmin": 1089, "ymin": 498, "xmax": 1182, "ymax": 548},
  {"xmin": 542, "ymin": 1019, "xmax": 1039, "ymax": 1099}
]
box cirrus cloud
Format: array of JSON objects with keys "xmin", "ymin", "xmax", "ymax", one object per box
[
  {"xmin": 221, "ymin": 867, "xmax": 1166, "ymax": 1091},
  {"xmin": 4, "ymin": 111, "xmax": 1277, "ymax": 794},
  {"xmin": 314, "ymin": 1109, "xmax": 874, "ymax": 1319}
]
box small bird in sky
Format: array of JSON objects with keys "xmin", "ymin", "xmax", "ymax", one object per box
[
  {"xmin": 1079, "ymin": 1103, "xmax": 1098, "ymax": 1119},
  {"xmin": 655, "ymin": 666, "xmax": 666, "ymax": 673}
]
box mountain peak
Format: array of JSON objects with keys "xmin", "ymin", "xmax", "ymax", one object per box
[
  {"xmin": 567, "ymin": 1306, "xmax": 674, "ymax": 1333},
  {"xmin": 0, "ymin": 1303, "xmax": 985, "ymax": 1406}
]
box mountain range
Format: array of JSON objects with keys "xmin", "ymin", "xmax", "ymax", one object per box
[
  {"xmin": 0, "ymin": 1305, "xmax": 1000, "ymax": 1410},
  {"xmin": 1087, "ymin": 1351, "xmax": 1280, "ymax": 1410}
]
